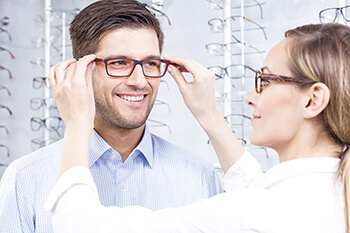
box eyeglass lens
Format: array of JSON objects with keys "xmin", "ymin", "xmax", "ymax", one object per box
[
  {"xmin": 255, "ymin": 72, "xmax": 262, "ymax": 93},
  {"xmin": 105, "ymin": 58, "xmax": 168, "ymax": 78}
]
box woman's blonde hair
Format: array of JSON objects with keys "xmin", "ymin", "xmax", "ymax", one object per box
[{"xmin": 285, "ymin": 23, "xmax": 350, "ymax": 233}]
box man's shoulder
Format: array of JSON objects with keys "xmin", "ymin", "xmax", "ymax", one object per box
[
  {"xmin": 8, "ymin": 139, "xmax": 64, "ymax": 174},
  {"xmin": 151, "ymin": 134, "xmax": 215, "ymax": 170}
]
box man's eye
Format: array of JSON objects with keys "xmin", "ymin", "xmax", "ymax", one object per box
[
  {"xmin": 145, "ymin": 60, "xmax": 160, "ymax": 67},
  {"xmin": 111, "ymin": 60, "xmax": 127, "ymax": 66}
]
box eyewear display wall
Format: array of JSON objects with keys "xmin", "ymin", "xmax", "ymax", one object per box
[{"xmin": 3, "ymin": 0, "xmax": 336, "ymax": 174}]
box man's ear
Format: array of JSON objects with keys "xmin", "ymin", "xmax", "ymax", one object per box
[{"xmin": 303, "ymin": 82, "xmax": 330, "ymax": 119}]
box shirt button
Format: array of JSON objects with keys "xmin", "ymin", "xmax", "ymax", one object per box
[
  {"xmin": 120, "ymin": 182, "xmax": 126, "ymax": 189},
  {"xmin": 111, "ymin": 155, "xmax": 117, "ymax": 160}
]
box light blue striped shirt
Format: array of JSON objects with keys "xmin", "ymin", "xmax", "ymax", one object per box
[{"xmin": 0, "ymin": 126, "xmax": 222, "ymax": 233}]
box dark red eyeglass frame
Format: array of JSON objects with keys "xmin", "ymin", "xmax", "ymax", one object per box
[{"xmin": 94, "ymin": 58, "xmax": 170, "ymax": 78}]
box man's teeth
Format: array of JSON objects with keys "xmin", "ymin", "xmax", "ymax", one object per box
[{"xmin": 120, "ymin": 95, "xmax": 145, "ymax": 102}]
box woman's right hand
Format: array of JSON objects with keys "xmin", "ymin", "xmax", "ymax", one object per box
[{"xmin": 48, "ymin": 54, "xmax": 96, "ymax": 137}]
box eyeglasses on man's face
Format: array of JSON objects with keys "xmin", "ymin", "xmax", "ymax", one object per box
[
  {"xmin": 254, "ymin": 71, "xmax": 312, "ymax": 93},
  {"xmin": 319, "ymin": 5, "xmax": 350, "ymax": 23},
  {"xmin": 94, "ymin": 58, "xmax": 170, "ymax": 78}
]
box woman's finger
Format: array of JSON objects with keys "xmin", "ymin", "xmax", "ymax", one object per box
[
  {"xmin": 54, "ymin": 59, "xmax": 77, "ymax": 86},
  {"xmin": 71, "ymin": 54, "xmax": 96, "ymax": 83},
  {"xmin": 167, "ymin": 64, "xmax": 189, "ymax": 94}
]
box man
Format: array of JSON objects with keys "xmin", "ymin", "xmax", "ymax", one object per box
[{"xmin": 0, "ymin": 0, "xmax": 222, "ymax": 232}]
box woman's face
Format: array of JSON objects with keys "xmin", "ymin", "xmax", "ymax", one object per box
[{"xmin": 245, "ymin": 39, "xmax": 307, "ymax": 151}]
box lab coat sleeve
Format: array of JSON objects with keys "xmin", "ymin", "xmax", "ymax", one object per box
[
  {"xmin": 222, "ymin": 149, "xmax": 263, "ymax": 192},
  {"xmin": 45, "ymin": 166, "xmax": 253, "ymax": 233}
]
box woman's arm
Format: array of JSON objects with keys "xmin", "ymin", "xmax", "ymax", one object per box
[
  {"xmin": 47, "ymin": 54, "xmax": 96, "ymax": 177},
  {"xmin": 165, "ymin": 56, "xmax": 244, "ymax": 173}
]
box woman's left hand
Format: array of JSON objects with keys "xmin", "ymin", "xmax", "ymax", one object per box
[{"xmin": 164, "ymin": 56, "xmax": 218, "ymax": 123}]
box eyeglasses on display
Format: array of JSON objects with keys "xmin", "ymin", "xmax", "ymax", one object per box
[
  {"xmin": 0, "ymin": 84, "xmax": 11, "ymax": 96},
  {"xmin": 206, "ymin": 42, "xmax": 265, "ymax": 56},
  {"xmin": 33, "ymin": 77, "xmax": 49, "ymax": 89},
  {"xmin": 0, "ymin": 46, "xmax": 15, "ymax": 59},
  {"xmin": 94, "ymin": 58, "xmax": 170, "ymax": 78},
  {"xmin": 319, "ymin": 5, "xmax": 350, "ymax": 23},
  {"xmin": 208, "ymin": 64, "xmax": 256, "ymax": 80},
  {"xmin": 31, "ymin": 138, "xmax": 59, "ymax": 151},
  {"xmin": 0, "ymin": 143, "xmax": 10, "ymax": 157},
  {"xmin": 0, "ymin": 125, "xmax": 9, "ymax": 134},
  {"xmin": 208, "ymin": 16, "xmax": 267, "ymax": 40},
  {"xmin": 147, "ymin": 119, "xmax": 171, "ymax": 134},
  {"xmin": 232, "ymin": 0, "xmax": 265, "ymax": 19},
  {"xmin": 30, "ymin": 97, "xmax": 57, "ymax": 110},
  {"xmin": 0, "ymin": 104, "xmax": 12, "ymax": 115},
  {"xmin": 0, "ymin": 65, "xmax": 12, "ymax": 79},
  {"xmin": 30, "ymin": 116, "xmax": 64, "ymax": 137},
  {"xmin": 144, "ymin": 3, "xmax": 171, "ymax": 26},
  {"xmin": 207, "ymin": 0, "xmax": 264, "ymax": 16},
  {"xmin": 155, "ymin": 99, "xmax": 171, "ymax": 113}
]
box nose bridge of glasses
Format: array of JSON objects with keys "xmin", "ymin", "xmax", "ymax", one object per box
[{"xmin": 124, "ymin": 61, "xmax": 149, "ymax": 85}]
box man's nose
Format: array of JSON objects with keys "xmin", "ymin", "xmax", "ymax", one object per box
[{"xmin": 124, "ymin": 64, "xmax": 148, "ymax": 88}]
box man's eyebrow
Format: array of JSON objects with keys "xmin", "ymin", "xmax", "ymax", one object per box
[{"xmin": 99, "ymin": 55, "xmax": 162, "ymax": 60}]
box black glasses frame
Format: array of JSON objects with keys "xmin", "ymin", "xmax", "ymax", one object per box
[
  {"xmin": 94, "ymin": 58, "xmax": 170, "ymax": 78},
  {"xmin": 0, "ymin": 104, "xmax": 12, "ymax": 115}
]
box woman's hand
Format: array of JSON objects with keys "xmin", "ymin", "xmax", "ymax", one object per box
[
  {"xmin": 164, "ymin": 56, "xmax": 218, "ymax": 123},
  {"xmin": 165, "ymin": 56, "xmax": 244, "ymax": 173},
  {"xmin": 48, "ymin": 54, "xmax": 96, "ymax": 176},
  {"xmin": 48, "ymin": 54, "xmax": 96, "ymax": 137}
]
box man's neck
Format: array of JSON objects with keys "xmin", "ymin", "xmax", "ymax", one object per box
[{"xmin": 94, "ymin": 123, "xmax": 145, "ymax": 163}]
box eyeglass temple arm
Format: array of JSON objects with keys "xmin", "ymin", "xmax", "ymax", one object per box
[
  {"xmin": 144, "ymin": 4, "xmax": 172, "ymax": 26},
  {"xmin": 0, "ymin": 84, "xmax": 11, "ymax": 96},
  {"xmin": 0, "ymin": 46, "xmax": 15, "ymax": 59},
  {"xmin": 0, "ymin": 144, "xmax": 10, "ymax": 157},
  {"xmin": 0, "ymin": 65, "xmax": 13, "ymax": 79},
  {"xmin": 0, "ymin": 27, "xmax": 12, "ymax": 41},
  {"xmin": 0, "ymin": 125, "xmax": 9, "ymax": 134},
  {"xmin": 0, "ymin": 104, "xmax": 13, "ymax": 115}
]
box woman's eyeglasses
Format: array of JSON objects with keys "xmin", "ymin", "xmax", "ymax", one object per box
[{"xmin": 255, "ymin": 71, "xmax": 313, "ymax": 93}]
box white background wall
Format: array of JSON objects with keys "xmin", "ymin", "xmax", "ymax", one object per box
[{"xmin": 0, "ymin": 0, "xmax": 347, "ymax": 177}]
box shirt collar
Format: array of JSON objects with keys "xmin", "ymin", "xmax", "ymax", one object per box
[
  {"xmin": 134, "ymin": 125, "xmax": 154, "ymax": 168},
  {"xmin": 88, "ymin": 125, "xmax": 154, "ymax": 168}
]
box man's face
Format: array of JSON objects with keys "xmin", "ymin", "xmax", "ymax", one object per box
[{"xmin": 92, "ymin": 27, "xmax": 161, "ymax": 130}]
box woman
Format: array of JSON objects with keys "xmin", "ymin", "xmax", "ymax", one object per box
[{"xmin": 45, "ymin": 23, "xmax": 349, "ymax": 232}]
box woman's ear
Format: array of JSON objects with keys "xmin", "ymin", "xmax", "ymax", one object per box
[{"xmin": 303, "ymin": 82, "xmax": 330, "ymax": 119}]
